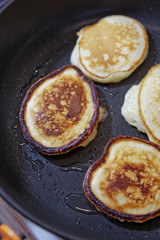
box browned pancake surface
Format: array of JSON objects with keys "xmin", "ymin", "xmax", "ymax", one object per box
[
  {"xmin": 83, "ymin": 136, "xmax": 160, "ymax": 222},
  {"xmin": 33, "ymin": 74, "xmax": 86, "ymax": 136},
  {"xmin": 19, "ymin": 65, "xmax": 99, "ymax": 155}
]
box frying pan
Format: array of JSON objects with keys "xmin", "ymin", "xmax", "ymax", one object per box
[{"xmin": 0, "ymin": 0, "xmax": 160, "ymax": 239}]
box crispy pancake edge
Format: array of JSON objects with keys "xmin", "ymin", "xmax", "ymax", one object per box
[
  {"xmin": 19, "ymin": 64, "xmax": 99, "ymax": 155},
  {"xmin": 83, "ymin": 135, "xmax": 160, "ymax": 222}
]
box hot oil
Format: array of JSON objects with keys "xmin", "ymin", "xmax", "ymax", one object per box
[
  {"xmin": 59, "ymin": 162, "xmax": 90, "ymax": 173},
  {"xmin": 65, "ymin": 192, "xmax": 98, "ymax": 215}
]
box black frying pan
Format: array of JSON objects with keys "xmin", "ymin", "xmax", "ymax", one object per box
[{"xmin": 0, "ymin": 0, "xmax": 160, "ymax": 239}]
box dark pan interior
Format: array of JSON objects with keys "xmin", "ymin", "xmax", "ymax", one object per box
[{"xmin": 0, "ymin": 0, "xmax": 160, "ymax": 239}]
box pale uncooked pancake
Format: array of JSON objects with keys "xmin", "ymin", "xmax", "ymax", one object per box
[
  {"xmin": 139, "ymin": 64, "xmax": 160, "ymax": 145},
  {"xmin": 121, "ymin": 84, "xmax": 145, "ymax": 133},
  {"xmin": 121, "ymin": 64, "xmax": 160, "ymax": 145},
  {"xmin": 19, "ymin": 65, "xmax": 99, "ymax": 155},
  {"xmin": 71, "ymin": 15, "xmax": 149, "ymax": 83},
  {"xmin": 83, "ymin": 136, "xmax": 160, "ymax": 222}
]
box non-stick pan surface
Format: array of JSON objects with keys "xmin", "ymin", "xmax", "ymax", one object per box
[{"xmin": 0, "ymin": 0, "xmax": 160, "ymax": 239}]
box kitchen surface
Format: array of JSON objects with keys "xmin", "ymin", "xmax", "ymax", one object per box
[{"xmin": 0, "ymin": 197, "xmax": 62, "ymax": 240}]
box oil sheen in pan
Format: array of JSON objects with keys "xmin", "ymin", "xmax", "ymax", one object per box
[{"xmin": 65, "ymin": 192, "xmax": 98, "ymax": 215}]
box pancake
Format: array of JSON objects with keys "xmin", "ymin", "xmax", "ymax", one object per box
[
  {"xmin": 121, "ymin": 84, "xmax": 146, "ymax": 133},
  {"xmin": 139, "ymin": 64, "xmax": 160, "ymax": 145},
  {"xmin": 83, "ymin": 136, "xmax": 160, "ymax": 222},
  {"xmin": 121, "ymin": 64, "xmax": 160, "ymax": 145},
  {"xmin": 19, "ymin": 65, "xmax": 99, "ymax": 155},
  {"xmin": 71, "ymin": 15, "xmax": 148, "ymax": 83}
]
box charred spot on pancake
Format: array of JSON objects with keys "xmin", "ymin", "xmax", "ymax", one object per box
[
  {"xmin": 83, "ymin": 136, "xmax": 160, "ymax": 222},
  {"xmin": 19, "ymin": 65, "xmax": 99, "ymax": 155}
]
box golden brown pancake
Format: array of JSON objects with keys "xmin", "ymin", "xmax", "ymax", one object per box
[
  {"xmin": 83, "ymin": 136, "xmax": 160, "ymax": 222},
  {"xmin": 19, "ymin": 65, "xmax": 99, "ymax": 155},
  {"xmin": 71, "ymin": 15, "xmax": 148, "ymax": 83}
]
